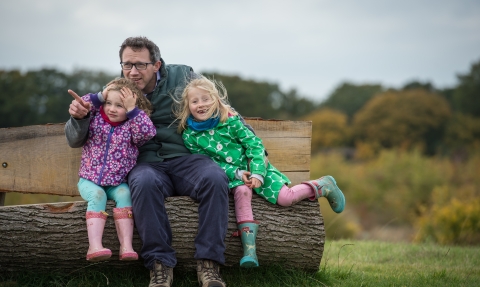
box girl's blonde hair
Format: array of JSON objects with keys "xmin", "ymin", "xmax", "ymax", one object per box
[
  {"xmin": 173, "ymin": 75, "xmax": 237, "ymax": 133},
  {"xmin": 105, "ymin": 78, "xmax": 153, "ymax": 116}
]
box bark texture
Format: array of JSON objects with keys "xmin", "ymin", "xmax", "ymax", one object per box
[{"xmin": 0, "ymin": 196, "xmax": 324, "ymax": 272}]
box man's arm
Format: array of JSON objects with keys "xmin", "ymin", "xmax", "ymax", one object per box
[
  {"xmin": 65, "ymin": 89, "xmax": 93, "ymax": 148},
  {"xmin": 65, "ymin": 116, "xmax": 90, "ymax": 148}
]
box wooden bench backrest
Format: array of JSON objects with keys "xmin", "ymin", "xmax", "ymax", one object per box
[{"xmin": 0, "ymin": 118, "xmax": 311, "ymax": 197}]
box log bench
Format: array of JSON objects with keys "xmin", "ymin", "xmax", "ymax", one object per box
[{"xmin": 0, "ymin": 118, "xmax": 325, "ymax": 273}]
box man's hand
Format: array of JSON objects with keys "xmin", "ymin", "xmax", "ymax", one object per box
[{"xmin": 68, "ymin": 89, "xmax": 91, "ymax": 119}]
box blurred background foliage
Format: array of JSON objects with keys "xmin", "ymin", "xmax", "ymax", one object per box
[
  {"xmin": 1, "ymin": 58, "xmax": 479, "ymax": 246},
  {"xmin": 312, "ymin": 150, "xmax": 480, "ymax": 246}
]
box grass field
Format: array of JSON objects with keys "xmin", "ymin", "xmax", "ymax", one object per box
[
  {"xmin": 319, "ymin": 240, "xmax": 480, "ymax": 287},
  {"xmin": 1, "ymin": 239, "xmax": 478, "ymax": 287}
]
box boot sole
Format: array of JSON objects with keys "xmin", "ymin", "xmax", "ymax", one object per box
[
  {"xmin": 323, "ymin": 176, "xmax": 345, "ymax": 213},
  {"xmin": 120, "ymin": 252, "xmax": 138, "ymax": 261},
  {"xmin": 240, "ymin": 256, "xmax": 259, "ymax": 268},
  {"xmin": 86, "ymin": 250, "xmax": 112, "ymax": 262}
]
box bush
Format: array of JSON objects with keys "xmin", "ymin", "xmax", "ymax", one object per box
[
  {"xmin": 415, "ymin": 185, "xmax": 480, "ymax": 245},
  {"xmin": 310, "ymin": 149, "xmax": 480, "ymax": 243}
]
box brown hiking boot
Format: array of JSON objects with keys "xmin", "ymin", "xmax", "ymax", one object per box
[
  {"xmin": 149, "ymin": 261, "xmax": 173, "ymax": 287},
  {"xmin": 196, "ymin": 260, "xmax": 226, "ymax": 287}
]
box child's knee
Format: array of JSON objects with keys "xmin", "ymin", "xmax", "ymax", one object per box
[
  {"xmin": 85, "ymin": 189, "xmax": 108, "ymax": 211},
  {"xmin": 92, "ymin": 188, "xmax": 107, "ymax": 200},
  {"xmin": 234, "ymin": 185, "xmax": 252, "ymax": 200},
  {"xmin": 112, "ymin": 185, "xmax": 133, "ymax": 207},
  {"xmin": 82, "ymin": 187, "xmax": 107, "ymax": 203}
]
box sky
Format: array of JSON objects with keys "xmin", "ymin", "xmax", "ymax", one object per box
[{"xmin": 1, "ymin": 0, "xmax": 479, "ymax": 103}]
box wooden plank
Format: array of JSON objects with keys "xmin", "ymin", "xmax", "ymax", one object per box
[
  {"xmin": 282, "ymin": 172, "xmax": 310, "ymax": 186},
  {"xmin": 0, "ymin": 195, "xmax": 325, "ymax": 272},
  {"xmin": 262, "ymin": 138, "xmax": 311, "ymax": 173},
  {"xmin": 0, "ymin": 124, "xmax": 80, "ymax": 196},
  {"xmin": 262, "ymin": 138, "xmax": 311, "ymax": 155},
  {"xmin": 0, "ymin": 120, "xmax": 311, "ymax": 196},
  {"xmin": 245, "ymin": 118, "xmax": 312, "ymax": 138},
  {"xmin": 247, "ymin": 118, "xmax": 311, "ymax": 175}
]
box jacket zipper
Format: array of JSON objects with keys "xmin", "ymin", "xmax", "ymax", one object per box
[{"xmin": 97, "ymin": 126, "xmax": 115, "ymax": 185}]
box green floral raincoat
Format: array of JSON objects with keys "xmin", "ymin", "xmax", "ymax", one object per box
[{"xmin": 182, "ymin": 115, "xmax": 290, "ymax": 204}]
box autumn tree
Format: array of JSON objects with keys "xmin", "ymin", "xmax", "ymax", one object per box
[
  {"xmin": 302, "ymin": 108, "xmax": 350, "ymax": 152},
  {"xmin": 320, "ymin": 82, "xmax": 384, "ymax": 120},
  {"xmin": 352, "ymin": 89, "xmax": 451, "ymax": 155}
]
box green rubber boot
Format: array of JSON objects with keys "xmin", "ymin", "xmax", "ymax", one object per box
[
  {"xmin": 303, "ymin": 175, "xmax": 345, "ymax": 213},
  {"xmin": 238, "ymin": 221, "xmax": 259, "ymax": 268}
]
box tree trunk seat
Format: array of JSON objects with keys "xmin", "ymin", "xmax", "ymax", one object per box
[{"xmin": 0, "ymin": 119, "xmax": 324, "ymax": 272}]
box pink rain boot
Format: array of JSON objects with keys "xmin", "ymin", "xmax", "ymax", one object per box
[
  {"xmin": 113, "ymin": 207, "xmax": 138, "ymax": 261},
  {"xmin": 85, "ymin": 211, "xmax": 112, "ymax": 261}
]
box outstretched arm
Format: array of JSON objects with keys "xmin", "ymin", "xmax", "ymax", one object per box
[
  {"xmin": 68, "ymin": 89, "xmax": 91, "ymax": 119},
  {"xmin": 65, "ymin": 89, "xmax": 91, "ymax": 148}
]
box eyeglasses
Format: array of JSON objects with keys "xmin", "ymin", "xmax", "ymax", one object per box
[{"xmin": 120, "ymin": 62, "xmax": 154, "ymax": 70}]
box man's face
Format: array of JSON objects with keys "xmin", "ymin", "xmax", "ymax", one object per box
[{"xmin": 121, "ymin": 47, "xmax": 161, "ymax": 94}]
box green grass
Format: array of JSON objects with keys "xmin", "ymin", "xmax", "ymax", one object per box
[
  {"xmin": 1, "ymin": 240, "xmax": 479, "ymax": 287},
  {"xmin": 320, "ymin": 240, "xmax": 480, "ymax": 287}
]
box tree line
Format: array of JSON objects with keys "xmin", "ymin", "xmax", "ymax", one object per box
[
  {"xmin": 0, "ymin": 69, "xmax": 317, "ymax": 129},
  {"xmin": 307, "ymin": 59, "xmax": 480, "ymax": 157},
  {"xmin": 1, "ymin": 59, "xmax": 479, "ymax": 156}
]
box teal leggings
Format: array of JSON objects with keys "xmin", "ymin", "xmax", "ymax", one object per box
[{"xmin": 78, "ymin": 178, "xmax": 132, "ymax": 212}]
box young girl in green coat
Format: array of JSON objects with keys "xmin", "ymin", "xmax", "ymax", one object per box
[{"xmin": 174, "ymin": 75, "xmax": 345, "ymax": 268}]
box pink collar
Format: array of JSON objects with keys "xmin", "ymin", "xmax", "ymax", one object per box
[{"xmin": 100, "ymin": 106, "xmax": 126, "ymax": 127}]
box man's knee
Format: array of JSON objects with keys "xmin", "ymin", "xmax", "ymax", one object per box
[
  {"xmin": 194, "ymin": 164, "xmax": 229, "ymax": 200},
  {"xmin": 128, "ymin": 164, "xmax": 157, "ymax": 190},
  {"xmin": 202, "ymin": 161, "xmax": 228, "ymax": 185}
]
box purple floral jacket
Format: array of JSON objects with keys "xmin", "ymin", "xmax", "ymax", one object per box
[{"xmin": 78, "ymin": 93, "xmax": 156, "ymax": 186}]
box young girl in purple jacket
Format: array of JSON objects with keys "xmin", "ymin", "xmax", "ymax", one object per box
[{"xmin": 68, "ymin": 78, "xmax": 156, "ymax": 262}]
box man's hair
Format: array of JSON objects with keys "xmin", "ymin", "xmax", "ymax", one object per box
[
  {"xmin": 105, "ymin": 78, "xmax": 153, "ymax": 116},
  {"xmin": 119, "ymin": 36, "xmax": 161, "ymax": 63}
]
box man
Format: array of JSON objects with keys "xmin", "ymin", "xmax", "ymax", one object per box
[{"xmin": 66, "ymin": 36, "xmax": 236, "ymax": 287}]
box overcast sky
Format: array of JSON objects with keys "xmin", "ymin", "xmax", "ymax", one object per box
[{"xmin": 1, "ymin": 0, "xmax": 479, "ymax": 102}]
